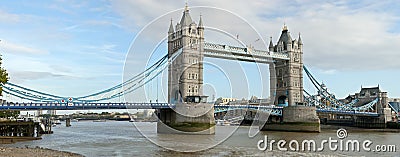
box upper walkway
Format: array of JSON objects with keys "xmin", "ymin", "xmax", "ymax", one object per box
[{"xmin": 204, "ymin": 42, "xmax": 289, "ymax": 63}]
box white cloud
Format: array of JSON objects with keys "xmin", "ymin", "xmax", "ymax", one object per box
[
  {"xmin": 9, "ymin": 71, "xmax": 71, "ymax": 83},
  {"xmin": 0, "ymin": 40, "xmax": 48, "ymax": 55},
  {"xmin": 82, "ymin": 44, "xmax": 125, "ymax": 63},
  {"xmin": 0, "ymin": 10, "xmax": 20, "ymax": 23},
  {"xmin": 110, "ymin": 0, "xmax": 400, "ymax": 71},
  {"xmin": 321, "ymin": 69, "xmax": 337, "ymax": 75},
  {"xmin": 63, "ymin": 20, "xmax": 123, "ymax": 32}
]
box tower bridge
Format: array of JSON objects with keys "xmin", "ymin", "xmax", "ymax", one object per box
[{"xmin": 0, "ymin": 5, "xmax": 396, "ymax": 133}]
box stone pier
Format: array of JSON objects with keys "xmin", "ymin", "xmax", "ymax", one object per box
[
  {"xmin": 261, "ymin": 106, "xmax": 320, "ymax": 132},
  {"xmin": 157, "ymin": 103, "xmax": 215, "ymax": 134},
  {"xmin": 66, "ymin": 118, "xmax": 71, "ymax": 127}
]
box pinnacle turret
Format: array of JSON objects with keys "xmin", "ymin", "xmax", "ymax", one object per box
[
  {"xmin": 269, "ymin": 37, "xmax": 274, "ymax": 51},
  {"xmin": 298, "ymin": 33, "xmax": 303, "ymax": 45},
  {"xmin": 168, "ymin": 19, "xmax": 174, "ymax": 33},
  {"xmin": 198, "ymin": 14, "xmax": 203, "ymax": 29}
]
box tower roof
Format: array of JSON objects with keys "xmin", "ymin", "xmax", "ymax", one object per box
[
  {"xmin": 180, "ymin": 3, "xmax": 193, "ymax": 27},
  {"xmin": 278, "ymin": 24, "xmax": 292, "ymax": 45}
]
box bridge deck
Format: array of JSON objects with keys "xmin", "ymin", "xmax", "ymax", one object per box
[
  {"xmin": 204, "ymin": 42, "xmax": 289, "ymax": 63},
  {"xmin": 0, "ymin": 102, "xmax": 380, "ymax": 117}
]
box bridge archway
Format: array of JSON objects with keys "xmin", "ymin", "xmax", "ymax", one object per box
[{"xmin": 277, "ymin": 95, "xmax": 288, "ymax": 107}]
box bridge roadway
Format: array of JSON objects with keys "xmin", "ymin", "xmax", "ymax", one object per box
[{"xmin": 0, "ymin": 102, "xmax": 379, "ymax": 117}]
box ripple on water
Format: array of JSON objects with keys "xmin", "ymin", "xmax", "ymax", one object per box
[{"xmin": 1, "ymin": 121, "xmax": 399, "ymax": 157}]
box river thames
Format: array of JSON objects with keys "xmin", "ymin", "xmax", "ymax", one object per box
[{"xmin": 1, "ymin": 121, "xmax": 399, "ymax": 156}]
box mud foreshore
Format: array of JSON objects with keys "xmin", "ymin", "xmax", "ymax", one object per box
[{"xmin": 0, "ymin": 147, "xmax": 84, "ymax": 157}]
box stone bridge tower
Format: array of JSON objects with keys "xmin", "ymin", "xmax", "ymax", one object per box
[
  {"xmin": 270, "ymin": 25, "xmax": 304, "ymax": 106},
  {"xmin": 264, "ymin": 25, "xmax": 320, "ymax": 132},
  {"xmin": 168, "ymin": 5, "xmax": 204, "ymax": 104},
  {"xmin": 159, "ymin": 5, "xmax": 214, "ymax": 134}
]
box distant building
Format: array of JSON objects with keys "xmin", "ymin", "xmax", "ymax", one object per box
[
  {"xmin": 315, "ymin": 83, "xmax": 336, "ymax": 107},
  {"xmin": 221, "ymin": 98, "xmax": 236, "ymax": 105},
  {"xmin": 216, "ymin": 96, "xmax": 271, "ymax": 106},
  {"xmin": 0, "ymin": 97, "xmax": 5, "ymax": 104},
  {"xmin": 35, "ymin": 110, "xmax": 43, "ymax": 116},
  {"xmin": 47, "ymin": 110, "xmax": 56, "ymax": 115},
  {"xmin": 227, "ymin": 99, "xmax": 248, "ymax": 106},
  {"xmin": 249, "ymin": 97, "xmax": 270, "ymax": 106},
  {"xmin": 143, "ymin": 109, "xmax": 154, "ymax": 118},
  {"xmin": 389, "ymin": 98, "xmax": 400, "ymax": 102},
  {"xmin": 344, "ymin": 85, "xmax": 388, "ymax": 111}
]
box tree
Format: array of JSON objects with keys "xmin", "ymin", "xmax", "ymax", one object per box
[
  {"xmin": 0, "ymin": 55, "xmax": 16, "ymax": 119},
  {"xmin": 0, "ymin": 55, "xmax": 9, "ymax": 95},
  {"xmin": 0, "ymin": 110, "xmax": 19, "ymax": 118},
  {"xmin": 214, "ymin": 97, "xmax": 223, "ymax": 105}
]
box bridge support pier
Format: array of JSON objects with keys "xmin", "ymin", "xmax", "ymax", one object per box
[
  {"xmin": 157, "ymin": 103, "xmax": 215, "ymax": 134},
  {"xmin": 261, "ymin": 106, "xmax": 320, "ymax": 132},
  {"xmin": 381, "ymin": 108, "xmax": 392, "ymax": 122},
  {"xmin": 65, "ymin": 118, "xmax": 71, "ymax": 127}
]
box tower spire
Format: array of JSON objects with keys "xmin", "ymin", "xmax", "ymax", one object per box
[
  {"xmin": 282, "ymin": 22, "xmax": 288, "ymax": 32},
  {"xmin": 269, "ymin": 36, "xmax": 274, "ymax": 51},
  {"xmin": 185, "ymin": 1, "xmax": 188, "ymax": 12},
  {"xmin": 269, "ymin": 36, "xmax": 273, "ymax": 47},
  {"xmin": 168, "ymin": 18, "xmax": 174, "ymax": 33},
  {"xmin": 298, "ymin": 32, "xmax": 302, "ymax": 45},
  {"xmin": 198, "ymin": 14, "xmax": 203, "ymax": 28}
]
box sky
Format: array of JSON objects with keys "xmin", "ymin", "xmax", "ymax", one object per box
[{"xmin": 1, "ymin": 0, "xmax": 400, "ymax": 104}]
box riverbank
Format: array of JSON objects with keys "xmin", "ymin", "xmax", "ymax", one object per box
[
  {"xmin": 0, "ymin": 147, "xmax": 84, "ymax": 157},
  {"xmin": 0, "ymin": 136, "xmax": 41, "ymax": 144}
]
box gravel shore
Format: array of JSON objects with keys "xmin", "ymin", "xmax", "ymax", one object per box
[{"xmin": 0, "ymin": 147, "xmax": 84, "ymax": 157}]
